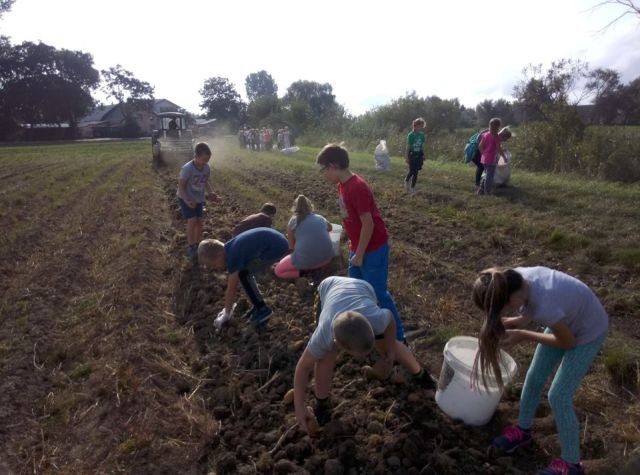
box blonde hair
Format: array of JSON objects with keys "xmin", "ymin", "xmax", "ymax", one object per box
[
  {"xmin": 332, "ymin": 311, "xmax": 374, "ymax": 355},
  {"xmin": 471, "ymin": 267, "xmax": 524, "ymax": 390},
  {"xmin": 292, "ymin": 194, "xmax": 313, "ymax": 224},
  {"xmin": 197, "ymin": 239, "xmax": 225, "ymax": 264}
]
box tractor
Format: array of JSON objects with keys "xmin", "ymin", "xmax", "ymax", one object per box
[{"xmin": 151, "ymin": 112, "xmax": 193, "ymax": 165}]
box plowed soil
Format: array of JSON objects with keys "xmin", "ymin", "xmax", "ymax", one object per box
[{"xmin": 0, "ymin": 139, "xmax": 637, "ymax": 474}]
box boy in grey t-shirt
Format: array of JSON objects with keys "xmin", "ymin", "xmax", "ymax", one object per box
[
  {"xmin": 176, "ymin": 142, "xmax": 219, "ymax": 258},
  {"xmin": 293, "ymin": 276, "xmax": 436, "ymax": 434}
]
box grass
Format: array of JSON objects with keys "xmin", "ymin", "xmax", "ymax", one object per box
[{"xmin": 603, "ymin": 338, "xmax": 640, "ymax": 391}]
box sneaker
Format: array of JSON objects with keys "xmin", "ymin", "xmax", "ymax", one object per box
[
  {"xmin": 410, "ymin": 186, "xmax": 416, "ymax": 194},
  {"xmin": 409, "ymin": 369, "xmax": 437, "ymax": 389},
  {"xmin": 250, "ymin": 305, "xmax": 273, "ymax": 325},
  {"xmin": 537, "ymin": 458, "xmax": 584, "ymax": 475},
  {"xmin": 491, "ymin": 425, "xmax": 532, "ymax": 453},
  {"xmin": 403, "ymin": 179, "xmax": 410, "ymax": 192}
]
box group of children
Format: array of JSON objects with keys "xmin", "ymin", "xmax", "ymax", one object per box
[
  {"xmin": 175, "ymin": 135, "xmax": 609, "ymax": 475},
  {"xmin": 238, "ymin": 126, "xmax": 292, "ymax": 152}
]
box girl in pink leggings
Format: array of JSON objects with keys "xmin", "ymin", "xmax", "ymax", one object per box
[{"xmin": 275, "ymin": 195, "xmax": 334, "ymax": 279}]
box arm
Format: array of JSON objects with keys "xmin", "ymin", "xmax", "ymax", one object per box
[
  {"xmin": 287, "ymin": 227, "xmax": 296, "ymax": 251},
  {"xmin": 293, "ymin": 348, "xmax": 319, "ymax": 433},
  {"xmin": 405, "ymin": 139, "xmax": 410, "ymax": 162},
  {"xmin": 351, "ymin": 212, "xmax": 373, "ymax": 267},
  {"xmin": 381, "ymin": 314, "xmax": 397, "ymax": 363},
  {"xmin": 498, "ymin": 142, "xmax": 506, "ymax": 159},
  {"xmin": 478, "ymin": 136, "xmax": 486, "ymax": 155},
  {"xmin": 224, "ymin": 272, "xmax": 240, "ymax": 313},
  {"xmin": 205, "ymin": 180, "xmax": 219, "ymax": 201},
  {"xmin": 178, "ymin": 178, "xmax": 196, "ymax": 207},
  {"xmin": 502, "ymin": 315, "xmax": 532, "ymax": 329},
  {"xmin": 504, "ymin": 321, "xmax": 576, "ymax": 350}
]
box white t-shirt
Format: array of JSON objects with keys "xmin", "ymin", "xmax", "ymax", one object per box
[
  {"xmin": 307, "ymin": 277, "xmax": 392, "ymax": 359},
  {"xmin": 516, "ymin": 267, "xmax": 608, "ymax": 345}
]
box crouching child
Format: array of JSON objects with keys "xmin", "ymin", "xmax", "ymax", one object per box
[
  {"xmin": 293, "ymin": 276, "xmax": 436, "ymax": 434},
  {"xmin": 198, "ymin": 227, "xmax": 289, "ymax": 328}
]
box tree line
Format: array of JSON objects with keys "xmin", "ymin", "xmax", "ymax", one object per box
[{"xmin": 1, "ymin": 0, "xmax": 639, "ymax": 145}]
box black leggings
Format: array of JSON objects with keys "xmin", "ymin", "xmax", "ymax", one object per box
[
  {"xmin": 238, "ymin": 270, "xmax": 265, "ymax": 308},
  {"xmin": 471, "ymin": 151, "xmax": 484, "ymax": 187},
  {"xmin": 405, "ymin": 152, "xmax": 424, "ymax": 187}
]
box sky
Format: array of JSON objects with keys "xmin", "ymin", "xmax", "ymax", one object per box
[{"xmin": 1, "ymin": 0, "xmax": 639, "ymax": 115}]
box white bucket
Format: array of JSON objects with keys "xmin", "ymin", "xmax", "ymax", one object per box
[
  {"xmin": 329, "ymin": 223, "xmax": 343, "ymax": 256},
  {"xmin": 435, "ymin": 336, "xmax": 517, "ymax": 426}
]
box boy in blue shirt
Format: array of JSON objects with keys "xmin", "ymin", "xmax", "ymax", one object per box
[{"xmin": 198, "ymin": 228, "xmax": 289, "ymax": 328}]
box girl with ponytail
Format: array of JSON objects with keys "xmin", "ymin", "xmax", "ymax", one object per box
[
  {"xmin": 472, "ymin": 266, "xmax": 608, "ymax": 475},
  {"xmin": 274, "ymin": 195, "xmax": 334, "ymax": 280}
]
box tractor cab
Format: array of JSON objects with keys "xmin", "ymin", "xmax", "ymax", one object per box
[{"xmin": 152, "ymin": 112, "xmax": 194, "ymax": 164}]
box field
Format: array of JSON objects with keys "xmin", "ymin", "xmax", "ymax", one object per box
[{"xmin": 0, "ymin": 139, "xmax": 639, "ymax": 474}]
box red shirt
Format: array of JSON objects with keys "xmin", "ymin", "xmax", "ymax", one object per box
[{"xmin": 337, "ymin": 173, "xmax": 388, "ymax": 252}]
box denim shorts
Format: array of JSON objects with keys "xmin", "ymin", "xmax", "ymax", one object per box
[{"xmin": 178, "ymin": 198, "xmax": 203, "ymax": 219}]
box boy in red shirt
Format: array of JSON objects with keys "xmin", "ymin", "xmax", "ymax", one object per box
[{"xmin": 316, "ymin": 144, "xmax": 405, "ymax": 342}]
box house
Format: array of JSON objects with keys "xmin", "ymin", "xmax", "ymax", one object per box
[{"xmin": 77, "ymin": 99, "xmax": 184, "ymax": 138}]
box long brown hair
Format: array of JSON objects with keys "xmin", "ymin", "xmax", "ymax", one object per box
[
  {"xmin": 292, "ymin": 194, "xmax": 313, "ymax": 224},
  {"xmin": 471, "ymin": 267, "xmax": 523, "ymax": 390}
]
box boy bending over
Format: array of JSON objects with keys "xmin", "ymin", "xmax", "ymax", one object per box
[
  {"xmin": 293, "ymin": 276, "xmax": 436, "ymax": 434},
  {"xmin": 198, "ymin": 227, "xmax": 288, "ymax": 328}
]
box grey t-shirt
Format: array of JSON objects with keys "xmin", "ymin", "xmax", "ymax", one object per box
[
  {"xmin": 516, "ymin": 267, "xmax": 608, "ymax": 345},
  {"xmin": 288, "ymin": 213, "xmax": 334, "ymax": 269},
  {"xmin": 176, "ymin": 160, "xmax": 210, "ymax": 203},
  {"xmin": 307, "ymin": 276, "xmax": 392, "ymax": 359}
]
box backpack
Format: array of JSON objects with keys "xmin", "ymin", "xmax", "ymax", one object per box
[{"xmin": 463, "ymin": 129, "xmax": 489, "ymax": 163}]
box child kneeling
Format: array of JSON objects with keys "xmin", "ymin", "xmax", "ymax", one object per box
[{"xmin": 293, "ymin": 276, "xmax": 436, "ymax": 434}]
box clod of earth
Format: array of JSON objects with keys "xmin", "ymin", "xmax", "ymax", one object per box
[{"xmin": 282, "ymin": 388, "xmax": 295, "ymax": 405}]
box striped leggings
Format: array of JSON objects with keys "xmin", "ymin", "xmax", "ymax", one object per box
[{"xmin": 518, "ymin": 330, "xmax": 607, "ymax": 463}]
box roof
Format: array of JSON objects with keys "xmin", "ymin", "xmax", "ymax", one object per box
[
  {"xmin": 78, "ymin": 104, "xmax": 119, "ymax": 126},
  {"xmin": 157, "ymin": 112, "xmax": 185, "ymax": 118},
  {"xmin": 195, "ymin": 118, "xmax": 217, "ymax": 125},
  {"xmin": 153, "ymin": 99, "xmax": 182, "ymax": 114}
]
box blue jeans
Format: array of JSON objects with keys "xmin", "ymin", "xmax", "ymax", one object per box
[
  {"xmin": 518, "ymin": 330, "xmax": 607, "ymax": 463},
  {"xmin": 348, "ymin": 242, "xmax": 405, "ymax": 341}
]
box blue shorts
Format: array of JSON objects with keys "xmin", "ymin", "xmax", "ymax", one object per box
[{"xmin": 178, "ymin": 198, "xmax": 204, "ymax": 219}]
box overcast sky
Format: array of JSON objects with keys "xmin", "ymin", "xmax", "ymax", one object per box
[{"xmin": 2, "ymin": 0, "xmax": 639, "ymax": 115}]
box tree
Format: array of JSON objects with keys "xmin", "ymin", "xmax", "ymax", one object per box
[
  {"xmin": 0, "ymin": 0, "xmax": 14, "ymax": 18},
  {"xmin": 246, "ymin": 95, "xmax": 280, "ymax": 125},
  {"xmin": 199, "ymin": 77, "xmax": 244, "ymax": 125},
  {"xmin": 619, "ymin": 77, "xmax": 640, "ymax": 124},
  {"xmin": 245, "ymin": 70, "xmax": 278, "ymax": 102},
  {"xmin": 593, "ymin": 0, "xmax": 640, "ymax": 30},
  {"xmin": 585, "ymin": 68, "xmax": 624, "ymax": 124},
  {"xmin": 101, "ymin": 65, "xmax": 154, "ymax": 105},
  {"xmin": 0, "ymin": 41, "xmax": 99, "ymax": 137},
  {"xmin": 513, "ymin": 59, "xmax": 588, "ymax": 122},
  {"xmin": 475, "ymin": 99, "xmax": 515, "ymax": 126},
  {"xmin": 101, "ymin": 65, "xmax": 154, "ymax": 137},
  {"xmin": 284, "ymin": 80, "xmax": 337, "ymax": 122}
]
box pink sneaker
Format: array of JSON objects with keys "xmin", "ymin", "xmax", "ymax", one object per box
[
  {"xmin": 491, "ymin": 424, "xmax": 532, "ymax": 453},
  {"xmin": 537, "ymin": 458, "xmax": 584, "ymax": 475}
]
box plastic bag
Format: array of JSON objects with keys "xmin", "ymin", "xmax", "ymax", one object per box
[{"xmin": 374, "ymin": 140, "xmax": 390, "ymax": 171}]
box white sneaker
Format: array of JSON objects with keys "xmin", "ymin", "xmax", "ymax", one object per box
[
  {"xmin": 410, "ymin": 186, "xmax": 416, "ymax": 193},
  {"xmin": 404, "ymin": 180, "xmax": 410, "ymax": 192}
]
